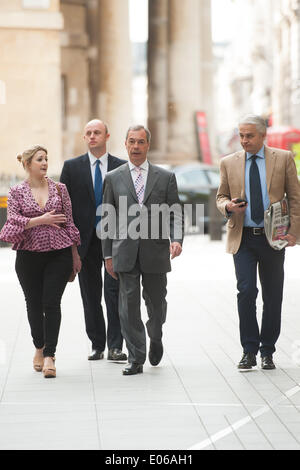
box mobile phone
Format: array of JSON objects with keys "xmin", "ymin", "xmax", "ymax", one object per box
[{"xmin": 235, "ymin": 198, "xmax": 247, "ymax": 206}]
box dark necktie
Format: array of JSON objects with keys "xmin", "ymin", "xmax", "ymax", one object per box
[
  {"xmin": 94, "ymin": 160, "xmax": 103, "ymax": 227},
  {"xmin": 250, "ymin": 155, "xmax": 264, "ymax": 225}
]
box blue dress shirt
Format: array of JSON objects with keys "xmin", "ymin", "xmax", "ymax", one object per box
[{"xmin": 244, "ymin": 146, "xmax": 270, "ymax": 227}]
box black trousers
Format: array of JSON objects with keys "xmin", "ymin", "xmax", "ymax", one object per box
[
  {"xmin": 15, "ymin": 248, "xmax": 73, "ymax": 357},
  {"xmin": 233, "ymin": 230, "xmax": 285, "ymax": 357},
  {"xmin": 78, "ymin": 231, "xmax": 123, "ymax": 351},
  {"xmin": 118, "ymin": 257, "xmax": 167, "ymax": 364}
]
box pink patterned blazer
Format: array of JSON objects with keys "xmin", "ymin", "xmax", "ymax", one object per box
[{"xmin": 0, "ymin": 178, "xmax": 80, "ymax": 252}]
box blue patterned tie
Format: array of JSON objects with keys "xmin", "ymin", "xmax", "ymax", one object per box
[
  {"xmin": 250, "ymin": 155, "xmax": 264, "ymax": 225},
  {"xmin": 94, "ymin": 160, "xmax": 103, "ymax": 227}
]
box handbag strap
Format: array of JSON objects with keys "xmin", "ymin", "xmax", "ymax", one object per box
[{"xmin": 56, "ymin": 183, "xmax": 64, "ymax": 213}]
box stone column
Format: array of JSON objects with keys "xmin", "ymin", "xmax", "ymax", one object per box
[
  {"xmin": 98, "ymin": 0, "xmax": 132, "ymax": 158},
  {"xmin": 60, "ymin": 0, "xmax": 90, "ymax": 160},
  {"xmin": 86, "ymin": 0, "xmax": 100, "ymax": 119},
  {"xmin": 273, "ymin": 14, "xmax": 292, "ymax": 126},
  {"xmin": 272, "ymin": 0, "xmax": 294, "ymax": 126},
  {"xmin": 0, "ymin": 0, "xmax": 63, "ymax": 176},
  {"xmin": 199, "ymin": 0, "xmax": 215, "ymax": 159},
  {"xmin": 167, "ymin": 0, "xmax": 214, "ymax": 164},
  {"xmin": 250, "ymin": 0, "xmax": 274, "ymax": 118},
  {"xmin": 147, "ymin": 0, "xmax": 168, "ymax": 163},
  {"xmin": 290, "ymin": 1, "xmax": 300, "ymax": 127}
]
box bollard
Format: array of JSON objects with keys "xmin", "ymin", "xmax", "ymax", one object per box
[
  {"xmin": 209, "ymin": 188, "xmax": 223, "ymax": 241},
  {"xmin": 0, "ymin": 196, "xmax": 9, "ymax": 247}
]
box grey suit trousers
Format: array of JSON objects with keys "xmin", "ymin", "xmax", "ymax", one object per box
[{"xmin": 118, "ymin": 257, "xmax": 167, "ymax": 364}]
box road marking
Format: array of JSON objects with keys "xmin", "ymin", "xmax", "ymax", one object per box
[
  {"xmin": 169, "ymin": 403, "xmax": 258, "ymax": 407},
  {"xmin": 0, "ymin": 399, "xmax": 299, "ymax": 408},
  {"xmin": 188, "ymin": 385, "xmax": 300, "ymax": 450}
]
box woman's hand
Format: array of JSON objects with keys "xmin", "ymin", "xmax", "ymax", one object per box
[
  {"xmin": 71, "ymin": 245, "xmax": 82, "ymax": 274},
  {"xmin": 25, "ymin": 210, "xmax": 67, "ymax": 230},
  {"xmin": 39, "ymin": 210, "xmax": 67, "ymax": 228}
]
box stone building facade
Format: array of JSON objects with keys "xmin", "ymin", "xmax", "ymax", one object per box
[
  {"xmin": 272, "ymin": 0, "xmax": 300, "ymax": 128},
  {"xmin": 0, "ymin": 0, "xmax": 64, "ymax": 176},
  {"xmin": 148, "ymin": 0, "xmax": 215, "ymax": 164},
  {"xmin": 0, "ymin": 0, "xmax": 215, "ymax": 180},
  {"xmin": 213, "ymin": 0, "xmax": 275, "ymax": 155},
  {"xmin": 0, "ymin": 0, "xmax": 133, "ymax": 178}
]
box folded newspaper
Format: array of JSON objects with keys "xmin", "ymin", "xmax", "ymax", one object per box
[{"xmin": 264, "ymin": 197, "xmax": 289, "ymax": 250}]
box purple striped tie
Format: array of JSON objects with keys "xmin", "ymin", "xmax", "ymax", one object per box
[{"xmin": 134, "ymin": 166, "xmax": 145, "ymax": 205}]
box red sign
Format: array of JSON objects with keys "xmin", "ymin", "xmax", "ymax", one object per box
[
  {"xmin": 267, "ymin": 126, "xmax": 300, "ymax": 150},
  {"xmin": 196, "ymin": 111, "xmax": 212, "ymax": 164}
]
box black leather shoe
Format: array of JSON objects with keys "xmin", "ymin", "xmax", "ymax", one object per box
[
  {"xmin": 261, "ymin": 356, "xmax": 276, "ymax": 370},
  {"xmin": 88, "ymin": 350, "xmax": 104, "ymax": 361},
  {"xmin": 122, "ymin": 363, "xmax": 143, "ymax": 376},
  {"xmin": 107, "ymin": 349, "xmax": 128, "ymax": 361},
  {"xmin": 149, "ymin": 340, "xmax": 163, "ymax": 366},
  {"xmin": 238, "ymin": 353, "xmax": 257, "ymax": 370}
]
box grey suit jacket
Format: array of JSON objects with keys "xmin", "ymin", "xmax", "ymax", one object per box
[{"xmin": 101, "ymin": 162, "xmax": 184, "ymax": 273}]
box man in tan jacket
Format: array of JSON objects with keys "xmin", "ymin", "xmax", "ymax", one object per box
[{"xmin": 217, "ymin": 114, "xmax": 300, "ymax": 370}]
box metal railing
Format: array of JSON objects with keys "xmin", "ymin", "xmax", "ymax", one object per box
[{"xmin": 0, "ymin": 174, "xmax": 22, "ymax": 196}]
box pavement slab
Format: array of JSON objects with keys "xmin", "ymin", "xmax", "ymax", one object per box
[{"xmin": 1, "ymin": 235, "xmax": 300, "ymax": 450}]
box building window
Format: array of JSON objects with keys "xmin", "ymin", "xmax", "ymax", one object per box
[
  {"xmin": 61, "ymin": 75, "xmax": 67, "ymax": 130},
  {"xmin": 0, "ymin": 81, "xmax": 6, "ymax": 105},
  {"xmin": 22, "ymin": 0, "xmax": 50, "ymax": 9}
]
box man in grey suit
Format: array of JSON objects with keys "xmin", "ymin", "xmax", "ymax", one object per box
[{"xmin": 102, "ymin": 125, "xmax": 184, "ymax": 375}]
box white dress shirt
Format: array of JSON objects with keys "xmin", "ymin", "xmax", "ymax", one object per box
[
  {"xmin": 88, "ymin": 151, "xmax": 109, "ymax": 186},
  {"xmin": 128, "ymin": 159, "xmax": 149, "ymax": 189}
]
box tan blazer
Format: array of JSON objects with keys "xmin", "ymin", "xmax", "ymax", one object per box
[{"xmin": 216, "ymin": 146, "xmax": 300, "ymax": 254}]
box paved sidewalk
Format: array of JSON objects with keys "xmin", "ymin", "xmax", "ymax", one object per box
[{"xmin": 1, "ymin": 235, "xmax": 300, "ymax": 450}]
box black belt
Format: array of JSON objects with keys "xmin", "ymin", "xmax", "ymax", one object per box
[{"xmin": 244, "ymin": 227, "xmax": 265, "ymax": 235}]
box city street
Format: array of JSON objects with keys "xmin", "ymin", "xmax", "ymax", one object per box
[{"xmin": 1, "ymin": 234, "xmax": 300, "ymax": 450}]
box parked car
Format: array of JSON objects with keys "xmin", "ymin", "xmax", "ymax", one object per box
[{"xmin": 172, "ymin": 163, "xmax": 223, "ymax": 233}]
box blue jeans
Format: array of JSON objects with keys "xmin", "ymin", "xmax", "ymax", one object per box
[{"xmin": 233, "ymin": 229, "xmax": 285, "ymax": 357}]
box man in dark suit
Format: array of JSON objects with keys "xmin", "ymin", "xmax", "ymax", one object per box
[
  {"xmin": 102, "ymin": 125, "xmax": 184, "ymax": 375},
  {"xmin": 60, "ymin": 119, "xmax": 127, "ymax": 362}
]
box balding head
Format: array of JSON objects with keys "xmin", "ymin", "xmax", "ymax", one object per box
[
  {"xmin": 84, "ymin": 119, "xmax": 108, "ymax": 135},
  {"xmin": 84, "ymin": 119, "xmax": 110, "ymax": 157}
]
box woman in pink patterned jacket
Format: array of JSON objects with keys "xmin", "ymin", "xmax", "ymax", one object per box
[{"xmin": 0, "ymin": 145, "xmax": 81, "ymax": 378}]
